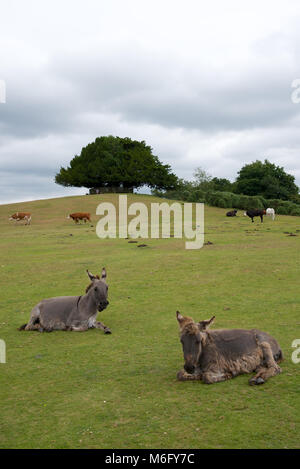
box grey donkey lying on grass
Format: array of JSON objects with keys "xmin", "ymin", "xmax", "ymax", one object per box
[{"xmin": 19, "ymin": 268, "xmax": 111, "ymax": 333}]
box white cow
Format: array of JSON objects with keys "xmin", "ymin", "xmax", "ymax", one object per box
[{"xmin": 266, "ymin": 208, "xmax": 275, "ymax": 220}]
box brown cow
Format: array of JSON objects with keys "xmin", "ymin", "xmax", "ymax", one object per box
[
  {"xmin": 9, "ymin": 212, "xmax": 31, "ymax": 225},
  {"xmin": 176, "ymin": 312, "xmax": 283, "ymax": 385},
  {"xmin": 68, "ymin": 212, "xmax": 91, "ymax": 224}
]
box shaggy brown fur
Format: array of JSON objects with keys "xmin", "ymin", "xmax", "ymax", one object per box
[
  {"xmin": 182, "ymin": 321, "xmax": 200, "ymax": 335},
  {"xmin": 176, "ymin": 312, "xmax": 283, "ymax": 385}
]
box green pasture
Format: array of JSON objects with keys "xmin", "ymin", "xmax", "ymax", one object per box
[{"xmin": 0, "ymin": 194, "xmax": 299, "ymax": 448}]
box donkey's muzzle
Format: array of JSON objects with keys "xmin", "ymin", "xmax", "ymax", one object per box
[
  {"xmin": 184, "ymin": 363, "xmax": 195, "ymax": 374},
  {"xmin": 98, "ymin": 300, "xmax": 109, "ymax": 311}
]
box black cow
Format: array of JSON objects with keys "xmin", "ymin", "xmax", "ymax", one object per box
[
  {"xmin": 226, "ymin": 210, "xmax": 237, "ymax": 217},
  {"xmin": 244, "ymin": 209, "xmax": 266, "ymax": 223}
]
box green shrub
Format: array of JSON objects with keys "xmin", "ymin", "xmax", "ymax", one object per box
[
  {"xmin": 221, "ymin": 192, "xmax": 235, "ymax": 208},
  {"xmin": 249, "ymin": 197, "xmax": 264, "ymax": 210},
  {"xmin": 193, "ymin": 189, "xmax": 205, "ymax": 201},
  {"xmin": 276, "ymin": 205, "xmax": 290, "ymax": 215},
  {"xmin": 257, "ymin": 196, "xmax": 268, "ymax": 208},
  {"xmin": 215, "ymin": 197, "xmax": 226, "ymax": 208},
  {"xmin": 266, "ymin": 199, "xmax": 282, "ymax": 210},
  {"xmin": 186, "ymin": 189, "xmax": 205, "ymax": 202},
  {"xmin": 153, "ymin": 186, "xmax": 300, "ymax": 216},
  {"xmin": 290, "ymin": 207, "xmax": 300, "ymax": 216},
  {"xmin": 182, "ymin": 190, "xmax": 191, "ymax": 201},
  {"xmin": 231, "ymin": 193, "xmax": 241, "ymax": 208},
  {"xmin": 234, "ymin": 195, "xmax": 250, "ymax": 210}
]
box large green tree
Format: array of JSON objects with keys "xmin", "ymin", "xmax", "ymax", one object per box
[
  {"xmin": 55, "ymin": 136, "xmax": 178, "ymax": 192},
  {"xmin": 235, "ymin": 159, "xmax": 299, "ymax": 200}
]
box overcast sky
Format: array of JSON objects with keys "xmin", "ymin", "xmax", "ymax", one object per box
[{"xmin": 1, "ymin": 0, "xmax": 300, "ymax": 204}]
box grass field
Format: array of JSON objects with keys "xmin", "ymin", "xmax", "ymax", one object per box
[{"xmin": 0, "ymin": 193, "xmax": 299, "ymax": 449}]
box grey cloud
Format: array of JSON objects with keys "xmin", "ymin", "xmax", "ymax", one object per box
[
  {"xmin": 47, "ymin": 35, "xmax": 300, "ymax": 132},
  {"xmin": 1, "ymin": 0, "xmax": 300, "ymax": 203},
  {"xmin": 0, "ymin": 171, "xmax": 86, "ymax": 205},
  {"xmin": 2, "ymin": 29, "xmax": 300, "ymax": 138}
]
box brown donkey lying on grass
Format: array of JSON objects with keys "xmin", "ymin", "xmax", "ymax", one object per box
[
  {"xmin": 176, "ymin": 312, "xmax": 283, "ymax": 385},
  {"xmin": 19, "ymin": 269, "xmax": 111, "ymax": 333}
]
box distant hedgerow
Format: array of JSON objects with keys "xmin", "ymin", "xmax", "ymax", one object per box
[{"xmin": 153, "ymin": 188, "xmax": 300, "ymax": 216}]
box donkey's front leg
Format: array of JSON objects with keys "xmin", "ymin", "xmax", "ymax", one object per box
[
  {"xmin": 202, "ymin": 370, "xmax": 231, "ymax": 384},
  {"xmin": 177, "ymin": 369, "xmax": 202, "ymax": 381},
  {"xmin": 94, "ymin": 321, "xmax": 112, "ymax": 334},
  {"xmin": 25, "ymin": 323, "xmax": 41, "ymax": 332}
]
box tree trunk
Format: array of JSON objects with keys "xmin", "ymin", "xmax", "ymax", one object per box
[{"xmin": 89, "ymin": 186, "xmax": 134, "ymax": 194}]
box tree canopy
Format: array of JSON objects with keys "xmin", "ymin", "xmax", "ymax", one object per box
[
  {"xmin": 234, "ymin": 159, "xmax": 299, "ymax": 200},
  {"xmin": 55, "ymin": 136, "xmax": 178, "ymax": 192}
]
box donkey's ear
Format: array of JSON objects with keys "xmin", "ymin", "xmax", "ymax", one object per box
[
  {"xmin": 101, "ymin": 267, "xmax": 107, "ymax": 283},
  {"xmin": 87, "ymin": 270, "xmax": 96, "ymax": 281},
  {"xmin": 198, "ymin": 316, "xmax": 215, "ymax": 331},
  {"xmin": 176, "ymin": 311, "xmax": 184, "ymax": 323}
]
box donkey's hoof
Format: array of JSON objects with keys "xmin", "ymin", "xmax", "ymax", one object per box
[
  {"xmin": 249, "ymin": 377, "xmax": 265, "ymax": 385},
  {"xmin": 255, "ymin": 377, "xmax": 265, "ymax": 385},
  {"xmin": 104, "ymin": 328, "xmax": 112, "ymax": 334}
]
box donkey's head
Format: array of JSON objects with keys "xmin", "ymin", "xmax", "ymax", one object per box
[
  {"xmin": 176, "ymin": 311, "xmax": 215, "ymax": 374},
  {"xmin": 86, "ymin": 268, "xmax": 109, "ymax": 312}
]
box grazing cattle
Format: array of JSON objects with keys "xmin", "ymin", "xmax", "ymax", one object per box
[
  {"xmin": 19, "ymin": 268, "xmax": 111, "ymax": 333},
  {"xmin": 176, "ymin": 312, "xmax": 283, "ymax": 385},
  {"xmin": 245, "ymin": 209, "xmax": 266, "ymax": 223},
  {"xmin": 9, "ymin": 212, "xmax": 31, "ymax": 225},
  {"xmin": 266, "ymin": 207, "xmax": 275, "ymax": 220},
  {"xmin": 226, "ymin": 210, "xmax": 237, "ymax": 217},
  {"xmin": 68, "ymin": 212, "xmax": 91, "ymax": 224}
]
